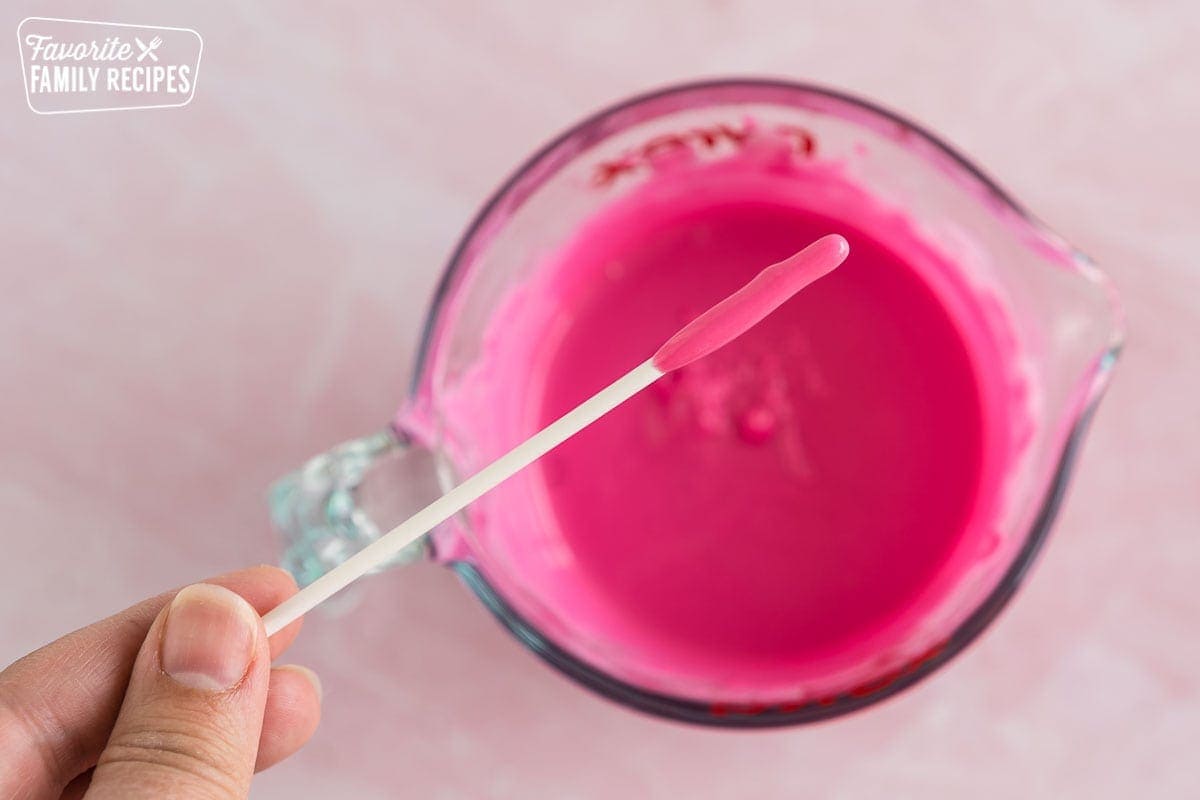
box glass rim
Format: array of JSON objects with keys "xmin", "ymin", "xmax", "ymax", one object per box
[{"xmin": 402, "ymin": 77, "xmax": 1124, "ymax": 726}]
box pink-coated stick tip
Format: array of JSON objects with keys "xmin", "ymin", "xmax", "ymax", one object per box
[{"xmin": 652, "ymin": 234, "xmax": 850, "ymax": 373}]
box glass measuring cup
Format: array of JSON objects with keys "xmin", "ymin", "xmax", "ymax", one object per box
[{"xmin": 269, "ymin": 79, "xmax": 1124, "ymax": 726}]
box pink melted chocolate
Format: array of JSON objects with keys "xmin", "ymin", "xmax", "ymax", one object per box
[
  {"xmin": 651, "ymin": 234, "xmax": 849, "ymax": 372},
  {"xmin": 427, "ymin": 132, "xmax": 1019, "ymax": 700}
]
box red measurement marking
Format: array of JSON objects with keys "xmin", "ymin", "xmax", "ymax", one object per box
[
  {"xmin": 591, "ymin": 121, "xmax": 811, "ymax": 187},
  {"xmin": 777, "ymin": 124, "xmax": 817, "ymax": 155},
  {"xmin": 904, "ymin": 642, "xmax": 946, "ymax": 675},
  {"xmin": 642, "ymin": 133, "xmax": 690, "ymax": 159},
  {"xmin": 849, "ymin": 667, "xmax": 905, "ymax": 698},
  {"xmin": 591, "ymin": 156, "xmax": 638, "ymax": 187},
  {"xmin": 846, "ymin": 642, "xmax": 948, "ymax": 699},
  {"xmin": 705, "ymin": 700, "xmax": 770, "ymax": 718},
  {"xmin": 703, "ymin": 642, "xmax": 947, "ymax": 719},
  {"xmin": 717, "ymin": 122, "xmax": 752, "ymax": 145},
  {"xmin": 688, "ymin": 126, "xmax": 720, "ymax": 148}
]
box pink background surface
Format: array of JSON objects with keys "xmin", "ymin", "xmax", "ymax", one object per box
[{"xmin": 2, "ymin": 2, "xmax": 1197, "ymax": 797}]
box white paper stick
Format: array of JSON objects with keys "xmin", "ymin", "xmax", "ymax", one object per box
[{"xmin": 262, "ymin": 359, "xmax": 663, "ymax": 636}]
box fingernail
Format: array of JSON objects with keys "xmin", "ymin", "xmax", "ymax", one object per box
[
  {"xmin": 257, "ymin": 563, "xmax": 299, "ymax": 585},
  {"xmin": 277, "ymin": 664, "xmax": 323, "ymax": 702},
  {"xmin": 161, "ymin": 583, "xmax": 259, "ymax": 691}
]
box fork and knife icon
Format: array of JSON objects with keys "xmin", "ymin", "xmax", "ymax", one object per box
[{"xmin": 134, "ymin": 35, "xmax": 163, "ymax": 62}]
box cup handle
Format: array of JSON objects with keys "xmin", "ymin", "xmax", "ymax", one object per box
[{"xmin": 269, "ymin": 427, "xmax": 440, "ymax": 591}]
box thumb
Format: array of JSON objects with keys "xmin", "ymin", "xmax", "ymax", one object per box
[{"xmin": 86, "ymin": 583, "xmax": 271, "ymax": 799}]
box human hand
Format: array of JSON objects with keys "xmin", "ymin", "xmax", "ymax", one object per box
[{"xmin": 0, "ymin": 566, "xmax": 321, "ymax": 799}]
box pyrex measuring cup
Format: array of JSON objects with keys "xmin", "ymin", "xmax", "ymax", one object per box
[{"xmin": 269, "ymin": 79, "xmax": 1123, "ymax": 726}]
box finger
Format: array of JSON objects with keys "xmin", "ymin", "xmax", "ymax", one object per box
[
  {"xmin": 85, "ymin": 583, "xmax": 271, "ymax": 799},
  {"xmin": 255, "ymin": 666, "xmax": 322, "ymax": 772},
  {"xmin": 59, "ymin": 769, "xmax": 92, "ymax": 800},
  {"xmin": 54, "ymin": 666, "xmax": 322, "ymax": 797},
  {"xmin": 1, "ymin": 566, "xmax": 301, "ymax": 798},
  {"xmin": 0, "ymin": 565, "xmax": 302, "ymax": 799}
]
